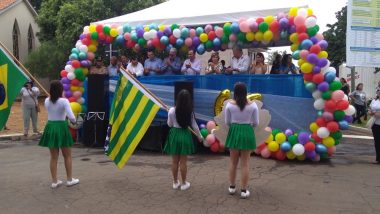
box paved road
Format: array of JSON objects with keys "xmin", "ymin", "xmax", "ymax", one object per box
[{"xmin": 0, "ymin": 133, "xmax": 379, "ymax": 214}]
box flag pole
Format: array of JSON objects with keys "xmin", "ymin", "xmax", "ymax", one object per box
[{"xmin": 0, "ymin": 41, "xmax": 50, "ymax": 96}]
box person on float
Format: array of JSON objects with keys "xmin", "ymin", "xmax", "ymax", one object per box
[
  {"xmin": 38, "ymin": 80, "xmax": 79, "ymax": 188},
  {"xmin": 90, "ymin": 56, "xmax": 108, "ymax": 75},
  {"xmin": 368, "ymin": 89, "xmax": 380, "ymax": 164},
  {"xmin": 161, "ymin": 48, "xmax": 182, "ymax": 75},
  {"xmin": 225, "ymin": 46, "xmax": 250, "ymax": 74},
  {"xmin": 20, "ymin": 80, "xmax": 40, "ymax": 136},
  {"xmin": 340, "ymin": 78, "xmax": 350, "ymax": 96},
  {"xmin": 127, "ymin": 56, "xmax": 144, "ymax": 77},
  {"xmin": 107, "ymin": 56, "xmax": 120, "ymax": 77},
  {"xmin": 181, "ymin": 50, "xmax": 202, "ymax": 75},
  {"xmin": 250, "ymin": 52, "xmax": 268, "ymax": 74},
  {"xmin": 350, "ymin": 83, "xmax": 367, "ymax": 124},
  {"xmin": 120, "ymin": 55, "xmax": 130, "ymax": 70},
  {"xmin": 279, "ymin": 54, "xmax": 298, "ymax": 74},
  {"xmin": 270, "ymin": 54, "xmax": 282, "ymax": 74},
  {"xmin": 144, "ymin": 50, "xmax": 163, "ymax": 75},
  {"xmin": 164, "ymin": 89, "xmax": 203, "ymax": 190},
  {"xmin": 224, "ymin": 82, "xmax": 259, "ymax": 199},
  {"xmin": 205, "ymin": 52, "xmax": 223, "ymax": 75}
]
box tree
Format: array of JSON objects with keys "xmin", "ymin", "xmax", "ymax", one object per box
[
  {"xmin": 28, "ymin": 0, "xmax": 43, "ymax": 11},
  {"xmin": 323, "ymin": 6, "xmax": 347, "ymax": 69}
]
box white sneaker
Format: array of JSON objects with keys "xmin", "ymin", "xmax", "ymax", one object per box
[
  {"xmin": 66, "ymin": 178, "xmax": 80, "ymax": 187},
  {"xmin": 172, "ymin": 180, "xmax": 180, "ymax": 189},
  {"xmin": 51, "ymin": 180, "xmax": 63, "ymax": 189},
  {"xmin": 228, "ymin": 186, "xmax": 236, "ymax": 195},
  {"xmin": 180, "ymin": 181, "xmax": 191, "ymax": 191},
  {"xmin": 240, "ymin": 190, "xmax": 250, "ymax": 199}
]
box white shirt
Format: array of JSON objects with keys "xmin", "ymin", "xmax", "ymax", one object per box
[
  {"xmin": 127, "ymin": 62, "xmax": 144, "ymax": 77},
  {"xmin": 230, "ymin": 55, "xmax": 250, "ymax": 74},
  {"xmin": 181, "ymin": 58, "xmax": 202, "ymax": 75},
  {"xmin": 370, "ymin": 99, "xmax": 380, "ymax": 125},
  {"xmin": 167, "ymin": 107, "xmax": 201, "ymax": 137},
  {"xmin": 225, "ymin": 102, "xmax": 259, "ymax": 126},
  {"xmin": 107, "ymin": 64, "xmax": 119, "ymax": 77},
  {"xmin": 45, "ymin": 98, "xmax": 76, "ymax": 123},
  {"xmin": 20, "ymin": 87, "xmax": 40, "ymax": 106}
]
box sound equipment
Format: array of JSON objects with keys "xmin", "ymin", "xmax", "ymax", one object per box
[
  {"xmin": 138, "ymin": 119, "xmax": 169, "ymax": 152},
  {"xmin": 174, "ymin": 81, "xmax": 193, "ymax": 102},
  {"xmin": 87, "ymin": 74, "xmax": 108, "ymax": 112}
]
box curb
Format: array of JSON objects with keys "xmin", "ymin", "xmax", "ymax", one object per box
[
  {"xmin": 348, "ymin": 125, "xmax": 372, "ymax": 135},
  {"xmin": 0, "ymin": 133, "xmax": 41, "ymax": 141}
]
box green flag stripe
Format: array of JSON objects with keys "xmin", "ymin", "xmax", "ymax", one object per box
[
  {"xmin": 108, "ymin": 91, "xmax": 144, "ymax": 153},
  {"xmin": 109, "ymin": 75, "xmax": 122, "ymax": 123},
  {"xmin": 112, "ymin": 80, "xmax": 133, "ymax": 121},
  {"xmin": 113, "ymin": 100, "xmax": 155, "ymax": 164}
]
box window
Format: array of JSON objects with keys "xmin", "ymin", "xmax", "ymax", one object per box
[
  {"xmin": 12, "ymin": 20, "xmax": 20, "ymax": 60},
  {"xmin": 28, "ymin": 25, "xmax": 34, "ymax": 53}
]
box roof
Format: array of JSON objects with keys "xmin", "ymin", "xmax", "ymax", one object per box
[
  {"xmin": 0, "ymin": 0, "xmax": 17, "ymax": 10},
  {"xmin": 0, "ymin": 0, "xmax": 38, "ymax": 17}
]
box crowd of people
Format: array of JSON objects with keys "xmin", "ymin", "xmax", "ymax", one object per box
[{"xmin": 89, "ymin": 47, "xmax": 299, "ymax": 77}]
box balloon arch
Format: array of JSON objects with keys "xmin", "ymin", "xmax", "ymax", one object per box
[{"xmin": 60, "ymin": 7, "xmax": 355, "ymax": 162}]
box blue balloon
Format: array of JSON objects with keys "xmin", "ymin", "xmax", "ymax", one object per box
[
  {"xmin": 339, "ymin": 120, "xmax": 349, "ymax": 130},
  {"xmin": 165, "ymin": 44, "xmax": 173, "ymax": 53},
  {"xmin": 315, "ymin": 144, "xmax": 327, "ymax": 154},
  {"xmin": 196, "ymin": 44, "xmax": 205, "ymax": 55},
  {"xmin": 71, "ymin": 48, "xmax": 79, "ymax": 54},
  {"xmin": 231, "ymin": 22, "xmax": 240, "ymax": 34},
  {"xmin": 78, "ymin": 52, "xmax": 87, "ymax": 60},
  {"xmin": 116, "ymin": 35, "xmax": 124, "ymax": 44},
  {"xmin": 176, "ymin": 38, "xmax": 184, "ymax": 47},
  {"xmin": 301, "ymin": 39, "xmax": 313, "ymax": 50},
  {"xmin": 196, "ymin": 27, "xmax": 204, "ymax": 36},
  {"xmin": 123, "ymin": 24, "xmax": 132, "ymax": 33},
  {"xmin": 324, "ymin": 71, "xmax": 336, "ymax": 83},
  {"xmin": 149, "ymin": 23, "xmax": 158, "ymax": 30},
  {"xmin": 213, "ymin": 38, "xmax": 221, "ymax": 47},
  {"xmin": 160, "ymin": 36, "xmax": 169, "ymax": 45},
  {"xmin": 280, "ymin": 141, "xmax": 292, "ymax": 152},
  {"xmin": 181, "ymin": 28, "xmax": 189, "ymax": 38},
  {"xmin": 69, "ymin": 53, "xmax": 78, "ymax": 60}
]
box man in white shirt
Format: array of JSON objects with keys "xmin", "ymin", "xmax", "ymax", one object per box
[
  {"xmin": 225, "ymin": 46, "xmax": 249, "ymax": 74},
  {"xmin": 127, "ymin": 56, "xmax": 144, "ymax": 77},
  {"xmin": 181, "ymin": 50, "xmax": 202, "ymax": 75},
  {"xmin": 107, "ymin": 56, "xmax": 119, "ymax": 77}
]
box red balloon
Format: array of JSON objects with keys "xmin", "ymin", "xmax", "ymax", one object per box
[
  {"xmin": 96, "ymin": 25, "xmax": 103, "ymax": 33},
  {"xmin": 81, "ymin": 38, "xmax": 91, "ymax": 46},
  {"xmin": 208, "ymin": 31, "xmax": 216, "ymax": 41},
  {"xmin": 71, "ymin": 79, "xmax": 80, "ymax": 86},
  {"xmin": 327, "ymin": 121, "xmax": 339, "ymax": 132},
  {"xmin": 275, "ymin": 150, "xmax": 286, "ymax": 160},
  {"xmin": 298, "ymin": 33, "xmax": 309, "ymax": 43},
  {"xmin": 256, "ymin": 17, "xmax": 264, "ymax": 24},
  {"xmin": 105, "ymin": 36, "xmax": 113, "ymax": 44},
  {"xmin": 169, "ymin": 35, "xmax": 177, "ymax": 44},
  {"xmin": 304, "ymin": 73, "xmax": 313, "ymax": 82},
  {"xmin": 210, "ymin": 142, "xmax": 220, "ymax": 153},
  {"xmin": 316, "ymin": 117, "xmax": 326, "ymax": 127},
  {"xmin": 336, "ymin": 100, "xmax": 349, "ymax": 110},
  {"xmin": 86, "ymin": 33, "xmax": 91, "ymax": 40},
  {"xmin": 304, "ymin": 142, "xmax": 316, "ymax": 152},
  {"xmin": 71, "ymin": 60, "xmax": 81, "ymax": 68},
  {"xmin": 68, "ymin": 97, "xmax": 77, "ymax": 103},
  {"xmin": 98, "ymin": 32, "xmax": 106, "ymax": 41},
  {"xmin": 296, "ymin": 25, "xmax": 307, "ymax": 34},
  {"xmin": 312, "ymin": 73, "xmax": 324, "ymax": 84},
  {"xmin": 288, "ymin": 16, "xmax": 294, "ymax": 26},
  {"xmin": 310, "ymin": 44, "xmax": 321, "ymax": 54},
  {"xmin": 60, "ymin": 70, "xmax": 68, "ymax": 78},
  {"xmin": 152, "ymin": 38, "xmax": 160, "ymax": 47},
  {"xmin": 325, "ymin": 100, "xmax": 336, "ymax": 111},
  {"xmin": 126, "ymin": 40, "xmax": 135, "ymax": 48},
  {"xmin": 311, "ymin": 132, "xmax": 322, "ymax": 143},
  {"xmin": 269, "ymin": 21, "xmax": 280, "ymax": 32}
]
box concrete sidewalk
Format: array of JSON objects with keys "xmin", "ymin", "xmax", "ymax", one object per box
[{"xmin": 0, "ymin": 137, "xmax": 379, "ymax": 214}]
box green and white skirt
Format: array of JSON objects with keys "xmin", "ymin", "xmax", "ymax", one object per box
[
  {"xmin": 164, "ymin": 127, "xmax": 195, "ymax": 155},
  {"xmin": 225, "ymin": 124, "xmax": 256, "ymax": 150},
  {"xmin": 38, "ymin": 120, "xmax": 74, "ymax": 148}
]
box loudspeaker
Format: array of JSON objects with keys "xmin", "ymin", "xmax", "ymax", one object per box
[
  {"xmin": 138, "ymin": 119, "xmax": 169, "ymax": 152},
  {"xmin": 174, "ymin": 81, "xmax": 193, "ymax": 102},
  {"xmin": 87, "ymin": 74, "xmax": 108, "ymax": 112},
  {"xmin": 83, "ymin": 119, "xmax": 109, "ymax": 147}
]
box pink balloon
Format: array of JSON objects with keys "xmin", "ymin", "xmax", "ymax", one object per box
[
  {"xmin": 189, "ymin": 29, "xmax": 196, "ymax": 38},
  {"xmin": 300, "ymin": 50, "xmax": 309, "ymax": 60},
  {"xmin": 315, "ymin": 33, "xmax": 324, "ymax": 41},
  {"xmin": 147, "ymin": 40, "xmax": 153, "ymax": 48},
  {"xmin": 185, "ymin": 38, "xmax": 192, "ymax": 47},
  {"xmin": 215, "ymin": 28, "xmax": 224, "ymax": 38},
  {"xmin": 87, "ymin": 52, "xmax": 95, "ymax": 60},
  {"xmin": 239, "ymin": 21, "xmax": 250, "ymax": 33},
  {"xmin": 328, "ymin": 146, "xmax": 336, "ymax": 156},
  {"xmin": 275, "ymin": 150, "xmax": 286, "ymax": 160},
  {"xmin": 261, "ymin": 147, "xmax": 271, "ymax": 159},
  {"xmin": 294, "ymin": 15, "xmax": 306, "ymax": 27},
  {"xmin": 264, "ymin": 127, "xmax": 272, "ymax": 132},
  {"xmin": 229, "ymin": 34, "xmax": 237, "ymax": 42},
  {"xmin": 322, "ymin": 111, "xmax": 334, "ymax": 122},
  {"xmin": 206, "ymin": 134, "xmax": 216, "ymax": 146},
  {"xmin": 238, "ymin": 17, "xmax": 247, "ymax": 24},
  {"xmin": 73, "ymin": 91, "xmax": 82, "ymax": 99},
  {"xmin": 249, "ymin": 22, "xmax": 258, "ymax": 32},
  {"xmin": 277, "ymin": 12, "xmax": 286, "ymax": 19},
  {"xmin": 124, "ymin": 33, "xmax": 131, "ymax": 41},
  {"xmin": 332, "ymin": 90, "xmax": 345, "ymax": 101},
  {"xmin": 206, "ymin": 121, "xmax": 216, "ymax": 132},
  {"xmin": 205, "ymin": 25, "xmax": 213, "ymax": 34}
]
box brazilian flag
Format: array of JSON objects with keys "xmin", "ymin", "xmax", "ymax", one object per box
[{"xmin": 0, "ymin": 47, "xmax": 28, "ymax": 130}]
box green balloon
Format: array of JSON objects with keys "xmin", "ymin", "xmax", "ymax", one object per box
[
  {"xmin": 200, "ymin": 128, "xmax": 208, "ymax": 138},
  {"xmin": 307, "ymin": 27, "xmax": 317, "ymax": 37},
  {"xmin": 171, "ymin": 24, "xmax": 179, "ymax": 30},
  {"xmin": 292, "ymin": 50, "xmax": 300, "ymax": 60},
  {"xmin": 258, "ymin": 22, "xmax": 269, "ymax": 32},
  {"xmin": 131, "ymin": 34, "xmax": 138, "ymax": 42},
  {"xmin": 320, "ymin": 153, "xmax": 328, "ymax": 160},
  {"xmin": 221, "ymin": 35, "xmax": 229, "ymax": 43},
  {"xmin": 237, "ymin": 32, "xmax": 246, "ymax": 42},
  {"xmin": 74, "ymin": 68, "xmax": 83, "ymax": 76},
  {"xmin": 205, "ymin": 40, "xmax": 213, "ymax": 49},
  {"xmin": 81, "ymin": 105, "xmax": 87, "ymax": 113},
  {"xmin": 322, "ymin": 91, "xmax": 332, "ymax": 100},
  {"xmin": 314, "ymin": 25, "xmax": 320, "ymax": 32},
  {"xmin": 331, "ymin": 131, "xmax": 342, "ymax": 140},
  {"xmin": 334, "ymin": 110, "xmax": 345, "ymax": 121},
  {"xmin": 272, "ymin": 129, "xmax": 281, "ymax": 138},
  {"xmin": 288, "ymin": 135, "xmax": 298, "ymax": 146},
  {"xmin": 138, "ymin": 38, "xmax": 146, "ymax": 47},
  {"xmin": 305, "ymin": 82, "xmax": 316, "ymax": 92},
  {"xmin": 329, "ymin": 81, "xmax": 342, "ymax": 91},
  {"xmin": 91, "ymin": 32, "xmax": 99, "ymax": 40},
  {"xmin": 223, "ymin": 23, "xmax": 232, "ymax": 35},
  {"xmin": 334, "ymin": 140, "xmax": 340, "ymax": 145},
  {"xmin": 77, "ymin": 74, "xmax": 85, "ymax": 81},
  {"xmin": 103, "ymin": 26, "xmax": 111, "ymax": 35}
]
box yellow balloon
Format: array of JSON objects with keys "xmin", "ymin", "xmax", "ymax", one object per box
[
  {"xmin": 180, "ymin": 45, "xmax": 189, "ymax": 54},
  {"xmin": 263, "ymin": 31, "xmax": 273, "ymax": 42},
  {"xmin": 301, "ymin": 62, "xmax": 313, "ymax": 73},
  {"xmin": 158, "ymin": 25, "xmax": 165, "ymax": 31},
  {"xmin": 70, "ymin": 102, "xmax": 82, "ymax": 115},
  {"xmin": 275, "ymin": 133, "xmax": 286, "ymax": 144},
  {"xmin": 307, "ymin": 8, "xmax": 314, "ymax": 16},
  {"xmin": 289, "ymin": 7, "xmax": 298, "ymax": 17},
  {"xmin": 286, "ymin": 151, "xmax": 296, "ymax": 160},
  {"xmin": 264, "ymin": 16, "xmax": 274, "ymax": 24},
  {"xmin": 70, "ymin": 86, "xmax": 79, "ymax": 91},
  {"xmin": 309, "ymin": 122, "xmax": 319, "ymax": 133},
  {"xmin": 144, "ymin": 26, "xmax": 150, "ymax": 32},
  {"xmin": 78, "ymin": 87, "xmax": 84, "ymax": 93},
  {"xmin": 88, "ymin": 44, "xmax": 97, "ymax": 52},
  {"xmin": 199, "ymin": 33, "xmax": 208, "ymax": 43},
  {"xmin": 322, "ymin": 137, "xmax": 335, "ymax": 148},
  {"xmin": 268, "ymin": 141, "xmax": 280, "ymax": 152},
  {"xmin": 246, "ymin": 32, "xmax": 255, "ymax": 41},
  {"xmin": 290, "ymin": 43, "xmax": 299, "ymax": 52},
  {"xmin": 89, "ymin": 24, "xmax": 96, "ymax": 33},
  {"xmin": 82, "ymin": 68, "xmax": 89, "ymax": 76},
  {"xmin": 289, "ymin": 33, "xmax": 298, "ymax": 43},
  {"xmin": 318, "ymin": 51, "xmax": 328, "ymax": 59},
  {"xmin": 255, "ymin": 31, "xmax": 263, "ymax": 41},
  {"xmin": 298, "ymin": 59, "xmax": 306, "ymax": 67},
  {"xmin": 296, "ymin": 154, "xmax": 306, "ymax": 161},
  {"xmin": 110, "ymin": 28, "xmax": 118, "ymax": 37},
  {"xmin": 266, "ymin": 134, "xmax": 274, "ymax": 143},
  {"xmin": 91, "ymin": 40, "xmax": 98, "ymax": 46}
]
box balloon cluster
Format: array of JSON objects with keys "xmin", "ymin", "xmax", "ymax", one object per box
[{"xmin": 200, "ymin": 121, "xmax": 225, "ymax": 153}]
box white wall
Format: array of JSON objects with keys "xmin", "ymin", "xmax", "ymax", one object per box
[
  {"xmin": 0, "ymin": 1, "xmax": 40, "ymax": 63},
  {"xmin": 339, "ymin": 65, "xmax": 379, "ymax": 99}
]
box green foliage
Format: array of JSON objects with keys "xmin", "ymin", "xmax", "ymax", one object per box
[
  {"xmin": 323, "ymin": 6, "xmax": 347, "ymax": 69},
  {"xmin": 29, "ymin": 0, "xmax": 43, "ymax": 11}
]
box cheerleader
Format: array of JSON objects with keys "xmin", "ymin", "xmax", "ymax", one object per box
[
  {"xmin": 38, "ymin": 80, "xmax": 79, "ymax": 188},
  {"xmin": 164, "ymin": 89, "xmax": 203, "ymax": 190},
  {"xmin": 225, "ymin": 82, "xmax": 259, "ymax": 198}
]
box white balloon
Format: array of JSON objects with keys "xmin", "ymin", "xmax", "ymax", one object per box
[
  {"xmin": 143, "ymin": 32, "xmax": 150, "ymax": 40},
  {"xmin": 75, "ymin": 41, "xmax": 83, "ymax": 49},
  {"xmin": 247, "ymin": 18, "xmax": 256, "ymax": 26},
  {"xmin": 292, "ymin": 144, "xmax": 305, "ymax": 156},
  {"xmin": 327, "ymin": 67, "xmax": 336, "ymax": 74},
  {"xmin": 79, "ymin": 45, "xmax": 88, "ymax": 53},
  {"xmin": 344, "ymin": 105, "xmax": 356, "ymax": 116},
  {"xmin": 305, "ymin": 17, "xmax": 317, "ymax": 28},
  {"xmin": 173, "ymin": 28, "xmax": 181, "ymax": 38},
  {"xmin": 314, "ymin": 98, "xmax": 325, "ymax": 110},
  {"xmin": 343, "ymin": 95, "xmax": 349, "ymax": 101},
  {"xmin": 297, "ymin": 8, "xmax": 308, "ymax": 18},
  {"xmin": 312, "ymin": 90, "xmax": 322, "ymax": 99},
  {"xmin": 77, "ymin": 97, "xmax": 85, "ymax": 104},
  {"xmin": 317, "ymin": 127, "xmax": 330, "ymax": 139},
  {"xmin": 117, "ymin": 26, "xmax": 124, "ymax": 35},
  {"xmin": 67, "ymin": 72, "xmax": 76, "ymax": 80},
  {"xmin": 65, "ymin": 65, "xmax": 74, "ymax": 73},
  {"xmin": 83, "ymin": 26, "xmax": 90, "ymax": 34},
  {"xmin": 202, "ymin": 140, "xmax": 210, "ymax": 147},
  {"xmin": 150, "ymin": 29, "xmax": 157, "ymax": 39}
]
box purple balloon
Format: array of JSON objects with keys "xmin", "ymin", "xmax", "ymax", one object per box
[
  {"xmin": 63, "ymin": 84, "xmax": 70, "ymax": 91},
  {"xmin": 79, "ymin": 34, "xmax": 86, "ymax": 40},
  {"xmin": 288, "ymin": 25, "xmax": 296, "ymax": 34},
  {"xmin": 318, "ymin": 40, "xmax": 328, "ymax": 50},
  {"xmin": 249, "ymin": 22, "xmax": 258, "ymax": 32},
  {"xmin": 65, "ymin": 91, "xmax": 73, "ymax": 98},
  {"xmin": 163, "ymin": 27, "xmax": 172, "ymax": 36},
  {"xmin": 279, "ymin": 18, "xmax": 289, "ymax": 29},
  {"xmin": 251, "ymin": 41, "xmax": 259, "ymax": 47},
  {"xmin": 317, "ymin": 58, "xmax": 328, "ymax": 68},
  {"xmin": 61, "ymin": 77, "xmax": 70, "ymax": 84},
  {"xmin": 80, "ymin": 60, "xmax": 88, "ymax": 67},
  {"xmin": 323, "ymin": 112, "xmax": 334, "ymax": 121},
  {"xmin": 318, "ymin": 81, "xmax": 329, "ymax": 92},
  {"xmin": 192, "ymin": 37, "xmax": 200, "ymax": 46},
  {"xmin": 310, "ymin": 37, "xmax": 319, "ymax": 44},
  {"xmin": 344, "ymin": 115, "xmax": 353, "ymax": 123},
  {"xmin": 298, "ymin": 132, "xmax": 310, "ymax": 144},
  {"xmin": 306, "ymin": 151, "xmax": 317, "ymax": 159},
  {"xmin": 313, "ymin": 66, "xmax": 321, "ymax": 74},
  {"xmin": 66, "ymin": 61, "xmax": 72, "ymax": 65},
  {"xmin": 199, "ymin": 124, "xmax": 206, "ymax": 129},
  {"xmin": 137, "ymin": 29, "xmax": 144, "ymax": 38},
  {"xmin": 157, "ymin": 31, "xmax": 164, "ymax": 38},
  {"xmin": 307, "ymin": 53, "xmax": 319, "ymax": 65},
  {"xmin": 285, "ymin": 129, "xmax": 293, "ymax": 136}
]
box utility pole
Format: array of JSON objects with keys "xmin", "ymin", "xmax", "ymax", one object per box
[{"xmin": 350, "ymin": 66, "xmax": 355, "ymax": 92}]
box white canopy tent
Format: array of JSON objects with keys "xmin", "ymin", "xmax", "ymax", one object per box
[{"xmin": 95, "ymin": 0, "xmax": 308, "ymax": 26}]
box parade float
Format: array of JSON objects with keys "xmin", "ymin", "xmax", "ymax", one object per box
[{"xmin": 59, "ymin": 0, "xmax": 355, "ymax": 162}]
